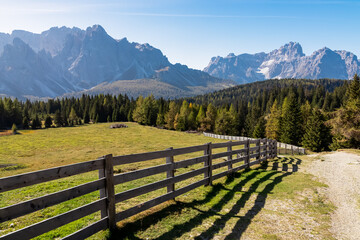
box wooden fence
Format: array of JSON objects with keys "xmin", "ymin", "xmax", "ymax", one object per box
[
  {"xmin": 0, "ymin": 139, "xmax": 277, "ymax": 240},
  {"xmin": 203, "ymin": 132, "xmax": 306, "ymax": 155}
]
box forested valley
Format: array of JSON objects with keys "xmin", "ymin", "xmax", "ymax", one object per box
[{"xmin": 1, "ymin": 77, "xmax": 359, "ymax": 151}]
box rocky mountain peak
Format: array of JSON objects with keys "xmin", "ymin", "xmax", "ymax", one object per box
[{"xmin": 204, "ymin": 42, "xmax": 359, "ymax": 83}]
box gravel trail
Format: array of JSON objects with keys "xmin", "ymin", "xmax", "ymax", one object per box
[{"xmin": 308, "ymin": 151, "xmax": 360, "ymax": 240}]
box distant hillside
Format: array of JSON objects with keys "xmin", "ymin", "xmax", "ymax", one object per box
[
  {"xmin": 0, "ymin": 25, "xmax": 234, "ymax": 99},
  {"xmin": 204, "ymin": 42, "xmax": 360, "ymax": 84},
  {"xmin": 187, "ymin": 78, "xmax": 347, "ymax": 106}
]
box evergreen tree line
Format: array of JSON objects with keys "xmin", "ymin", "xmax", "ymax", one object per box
[{"xmin": 0, "ymin": 77, "xmax": 358, "ymax": 151}]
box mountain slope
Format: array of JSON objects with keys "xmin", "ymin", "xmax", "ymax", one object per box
[
  {"xmin": 0, "ymin": 25, "xmax": 233, "ymax": 99},
  {"xmin": 204, "ymin": 42, "xmax": 360, "ymax": 84}
]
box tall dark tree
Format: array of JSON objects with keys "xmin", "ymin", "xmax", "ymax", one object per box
[
  {"xmin": 302, "ymin": 109, "xmax": 332, "ymax": 152},
  {"xmin": 44, "ymin": 115, "xmax": 53, "ymax": 128},
  {"xmin": 280, "ymin": 94, "xmax": 302, "ymax": 145}
]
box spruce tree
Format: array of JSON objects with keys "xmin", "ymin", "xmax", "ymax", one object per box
[
  {"xmin": 348, "ymin": 74, "xmax": 360, "ymax": 100},
  {"xmin": 44, "ymin": 115, "xmax": 52, "ymax": 128},
  {"xmin": 205, "ymin": 103, "xmax": 217, "ymax": 132},
  {"xmin": 265, "ymin": 100, "xmax": 281, "ymax": 140},
  {"xmin": 54, "ymin": 110, "xmax": 63, "ymax": 127},
  {"xmin": 280, "ymin": 93, "xmax": 302, "ymax": 145},
  {"xmin": 165, "ymin": 102, "xmax": 178, "ymax": 130},
  {"xmin": 253, "ymin": 117, "xmax": 266, "ymax": 138},
  {"xmin": 196, "ymin": 105, "xmax": 206, "ymax": 131},
  {"xmin": 302, "ymin": 109, "xmax": 332, "ymax": 152}
]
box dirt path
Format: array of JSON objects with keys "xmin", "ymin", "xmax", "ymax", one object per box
[{"xmin": 308, "ymin": 151, "xmax": 360, "ymax": 240}]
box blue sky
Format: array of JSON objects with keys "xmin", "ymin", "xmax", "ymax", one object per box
[{"xmin": 0, "ymin": 0, "xmax": 359, "ymax": 70}]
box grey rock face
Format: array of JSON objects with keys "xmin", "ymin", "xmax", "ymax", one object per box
[
  {"xmin": 204, "ymin": 42, "xmax": 359, "ymax": 83},
  {"xmin": 0, "ymin": 25, "xmax": 232, "ymax": 99}
]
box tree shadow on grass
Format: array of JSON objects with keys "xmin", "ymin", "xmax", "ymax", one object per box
[{"xmin": 109, "ymin": 157, "xmax": 301, "ymax": 240}]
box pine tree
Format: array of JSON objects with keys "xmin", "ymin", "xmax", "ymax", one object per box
[
  {"xmin": 253, "ymin": 117, "xmax": 266, "ymax": 138},
  {"xmin": 156, "ymin": 113, "xmax": 165, "ymax": 127},
  {"xmin": 280, "ymin": 93, "xmax": 302, "ymax": 145},
  {"xmin": 54, "ymin": 110, "xmax": 63, "ymax": 127},
  {"xmin": 175, "ymin": 101, "xmax": 190, "ymax": 131},
  {"xmin": 205, "ymin": 103, "xmax": 217, "ymax": 132},
  {"xmin": 44, "ymin": 115, "xmax": 53, "ymax": 128},
  {"xmin": 83, "ymin": 109, "xmax": 90, "ymax": 124},
  {"xmin": 265, "ymin": 100, "xmax": 281, "ymax": 140},
  {"xmin": 196, "ymin": 105, "xmax": 206, "ymax": 131},
  {"xmin": 214, "ymin": 108, "xmax": 233, "ymax": 135},
  {"xmin": 302, "ymin": 109, "xmax": 332, "ymax": 152},
  {"xmin": 22, "ymin": 116, "xmax": 29, "ymax": 129},
  {"xmin": 329, "ymin": 75, "xmax": 360, "ymax": 147},
  {"xmin": 31, "ymin": 115, "xmax": 41, "ymax": 129},
  {"xmin": 165, "ymin": 102, "xmax": 178, "ymax": 130},
  {"xmin": 348, "ymin": 74, "xmax": 360, "ymax": 100}
]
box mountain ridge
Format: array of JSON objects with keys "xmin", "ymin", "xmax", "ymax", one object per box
[
  {"xmin": 0, "ymin": 25, "xmax": 233, "ymax": 99},
  {"xmin": 204, "ymin": 42, "xmax": 360, "ymax": 84}
]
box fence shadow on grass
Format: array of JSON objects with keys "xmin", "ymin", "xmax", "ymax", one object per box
[{"xmin": 109, "ymin": 157, "xmax": 301, "ymax": 240}]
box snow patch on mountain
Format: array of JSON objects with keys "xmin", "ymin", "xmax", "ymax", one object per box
[{"xmin": 204, "ymin": 42, "xmax": 359, "ymax": 83}]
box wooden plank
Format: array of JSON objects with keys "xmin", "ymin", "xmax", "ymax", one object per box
[
  {"xmin": 232, "ymin": 163, "xmax": 247, "ymax": 173},
  {"xmin": 212, "ymin": 170, "xmax": 230, "ymax": 181},
  {"xmin": 62, "ymin": 217, "xmax": 108, "ymax": 240},
  {"xmin": 212, "ymin": 151, "xmax": 232, "ymax": 159},
  {"xmin": 0, "ymin": 199, "xmax": 106, "ymax": 240},
  {"xmin": 212, "ymin": 160, "xmax": 231, "ymax": 170},
  {"xmin": 211, "ymin": 141, "xmax": 231, "ymax": 149},
  {"xmin": 115, "ymin": 167, "xmax": 207, "ymax": 203},
  {"xmin": 104, "ymin": 154, "xmax": 116, "ymax": 231},
  {"xmin": 249, "ymin": 159, "xmax": 261, "ymax": 166},
  {"xmin": 260, "ymin": 145, "xmax": 267, "ymax": 150},
  {"xmin": 249, "ymin": 153, "xmax": 260, "ymax": 159},
  {"xmin": 166, "ymin": 147, "xmax": 175, "ymax": 194},
  {"xmin": 112, "ymin": 149, "xmax": 171, "ymax": 166},
  {"xmin": 172, "ymin": 144, "xmax": 208, "ymax": 156},
  {"xmin": 0, "ymin": 158, "xmax": 104, "ymax": 193},
  {"xmin": 174, "ymin": 156, "xmax": 207, "ymax": 169},
  {"xmin": 259, "ymin": 157, "xmax": 267, "ymax": 162},
  {"xmin": 0, "ymin": 178, "xmax": 105, "ymax": 223},
  {"xmin": 113, "ymin": 164, "xmax": 172, "ymax": 185},
  {"xmin": 115, "ymin": 178, "xmax": 208, "ymax": 222},
  {"xmin": 231, "ymin": 140, "xmax": 247, "ymax": 146},
  {"xmin": 249, "ymin": 146, "xmax": 258, "ymax": 152},
  {"xmin": 249, "ymin": 139, "xmax": 259, "ymax": 144},
  {"xmin": 232, "ymin": 149, "xmax": 247, "ymax": 155},
  {"xmin": 230, "ymin": 156, "xmax": 246, "ymax": 165}
]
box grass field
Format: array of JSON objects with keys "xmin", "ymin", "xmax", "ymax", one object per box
[{"xmin": 0, "ymin": 123, "xmax": 334, "ymax": 239}]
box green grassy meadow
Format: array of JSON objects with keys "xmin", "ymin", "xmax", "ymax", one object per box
[{"xmin": 0, "ymin": 123, "xmax": 334, "ymax": 239}]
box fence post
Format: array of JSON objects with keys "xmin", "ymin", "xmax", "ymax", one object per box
[
  {"xmin": 245, "ymin": 139, "xmax": 250, "ymax": 168},
  {"xmin": 291, "ymin": 145, "xmax": 294, "ymax": 155},
  {"xmin": 166, "ymin": 147, "xmax": 175, "ymax": 194},
  {"xmin": 99, "ymin": 165, "xmax": 106, "ymax": 218},
  {"xmin": 227, "ymin": 141, "xmax": 233, "ymax": 172},
  {"xmin": 265, "ymin": 139, "xmax": 268, "ymax": 162},
  {"xmin": 256, "ymin": 139, "xmax": 260, "ymax": 163},
  {"xmin": 103, "ymin": 154, "xmax": 116, "ymax": 231},
  {"xmin": 204, "ymin": 142, "xmax": 213, "ymax": 186}
]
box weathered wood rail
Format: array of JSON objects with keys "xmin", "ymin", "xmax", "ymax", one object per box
[
  {"xmin": 0, "ymin": 139, "xmax": 277, "ymax": 239},
  {"xmin": 204, "ymin": 132, "xmax": 306, "ymax": 155}
]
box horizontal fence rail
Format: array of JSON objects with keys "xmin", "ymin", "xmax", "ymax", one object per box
[
  {"xmin": 0, "ymin": 139, "xmax": 277, "ymax": 239},
  {"xmin": 203, "ymin": 132, "xmax": 306, "ymax": 155}
]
